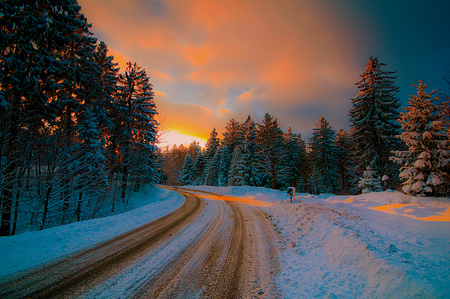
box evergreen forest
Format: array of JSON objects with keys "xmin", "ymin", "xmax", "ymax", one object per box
[{"xmin": 1, "ymin": 1, "xmax": 449, "ymax": 237}]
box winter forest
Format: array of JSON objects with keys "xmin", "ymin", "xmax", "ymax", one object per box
[{"xmin": 1, "ymin": 1, "xmax": 450, "ymax": 237}]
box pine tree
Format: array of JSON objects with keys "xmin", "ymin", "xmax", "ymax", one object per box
[
  {"xmin": 115, "ymin": 62, "xmax": 158, "ymax": 198},
  {"xmin": 180, "ymin": 154, "xmax": 195, "ymax": 185},
  {"xmin": 193, "ymin": 151, "xmax": 206, "ymax": 185},
  {"xmin": 350, "ymin": 56, "xmax": 401, "ymax": 189},
  {"xmin": 335, "ymin": 128, "xmax": 359, "ymax": 194},
  {"xmin": 228, "ymin": 146, "xmax": 245, "ymax": 186},
  {"xmin": 358, "ymin": 165, "xmax": 383, "ymax": 193},
  {"xmin": 391, "ymin": 80, "xmax": 450, "ymax": 196},
  {"xmin": 204, "ymin": 128, "xmax": 220, "ymax": 185},
  {"xmin": 217, "ymin": 145, "xmax": 229, "ymax": 186},
  {"xmin": 239, "ymin": 116, "xmax": 261, "ymax": 186},
  {"xmin": 309, "ymin": 117, "xmax": 339, "ymax": 194},
  {"xmin": 257, "ymin": 113, "xmax": 284, "ymax": 189},
  {"xmin": 278, "ymin": 128, "xmax": 306, "ymax": 190},
  {"xmin": 205, "ymin": 150, "xmax": 220, "ymax": 186},
  {"xmin": 0, "ymin": 0, "xmax": 104, "ymax": 234},
  {"xmin": 296, "ymin": 134, "xmax": 309, "ymax": 193},
  {"xmin": 219, "ymin": 119, "xmax": 243, "ymax": 186}
]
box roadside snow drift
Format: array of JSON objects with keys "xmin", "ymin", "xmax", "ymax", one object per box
[
  {"xmin": 183, "ymin": 186, "xmax": 450, "ymax": 298},
  {"xmin": 0, "ymin": 185, "xmax": 184, "ymax": 278}
]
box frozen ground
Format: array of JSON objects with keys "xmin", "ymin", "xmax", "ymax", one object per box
[
  {"xmin": 185, "ymin": 186, "xmax": 450, "ymax": 298},
  {"xmin": 0, "ymin": 185, "xmax": 184, "ymax": 278},
  {"xmin": 2, "ymin": 185, "xmax": 449, "ymax": 298}
]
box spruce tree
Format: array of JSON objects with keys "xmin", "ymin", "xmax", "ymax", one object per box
[
  {"xmin": 309, "ymin": 117, "xmax": 339, "ymax": 194},
  {"xmin": 335, "ymin": 128, "xmax": 360, "ymax": 194},
  {"xmin": 180, "ymin": 154, "xmax": 195, "ymax": 185},
  {"xmin": 204, "ymin": 128, "xmax": 220, "ymax": 185},
  {"xmin": 350, "ymin": 56, "xmax": 401, "ymax": 189},
  {"xmin": 358, "ymin": 165, "xmax": 383, "ymax": 193},
  {"xmin": 391, "ymin": 80, "xmax": 450, "ymax": 196},
  {"xmin": 193, "ymin": 151, "xmax": 206, "ymax": 185},
  {"xmin": 278, "ymin": 128, "xmax": 306, "ymax": 190},
  {"xmin": 0, "ymin": 0, "xmax": 103, "ymax": 234},
  {"xmin": 217, "ymin": 145, "xmax": 229, "ymax": 186},
  {"xmin": 219, "ymin": 119, "xmax": 243, "ymax": 185},
  {"xmin": 115, "ymin": 62, "xmax": 158, "ymax": 198},
  {"xmin": 240, "ymin": 116, "xmax": 261, "ymax": 186},
  {"xmin": 257, "ymin": 113, "xmax": 284, "ymax": 189},
  {"xmin": 228, "ymin": 146, "xmax": 245, "ymax": 186}
]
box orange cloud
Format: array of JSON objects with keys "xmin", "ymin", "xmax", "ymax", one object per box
[
  {"xmin": 182, "ymin": 44, "xmax": 219, "ymax": 66},
  {"xmin": 108, "ymin": 48, "xmax": 131, "ymax": 71},
  {"xmin": 237, "ymin": 91, "xmax": 252, "ymax": 101},
  {"xmin": 154, "ymin": 90, "xmax": 167, "ymax": 98},
  {"xmin": 189, "ymin": 0, "xmax": 245, "ymax": 30},
  {"xmin": 80, "ymin": 0, "xmax": 363, "ymax": 136},
  {"xmin": 150, "ymin": 70, "xmax": 173, "ymax": 83}
]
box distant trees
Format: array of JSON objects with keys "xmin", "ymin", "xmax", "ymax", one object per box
[
  {"xmin": 159, "ymin": 56, "xmax": 449, "ymax": 199},
  {"xmin": 163, "ymin": 114, "xmax": 308, "ymax": 192},
  {"xmin": 0, "ymin": 1, "xmax": 161, "ymax": 236}
]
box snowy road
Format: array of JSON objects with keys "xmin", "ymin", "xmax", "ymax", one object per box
[{"xmin": 0, "ymin": 188, "xmax": 280, "ymax": 298}]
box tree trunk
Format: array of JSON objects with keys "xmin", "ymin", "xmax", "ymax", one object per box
[
  {"xmin": 0, "ymin": 124, "xmax": 17, "ymax": 236},
  {"xmin": 40, "ymin": 186, "xmax": 51, "ymax": 231},
  {"xmin": 76, "ymin": 191, "xmax": 82, "ymax": 222}
]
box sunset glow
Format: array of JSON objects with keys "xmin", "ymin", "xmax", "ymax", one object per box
[
  {"xmin": 79, "ymin": 0, "xmax": 450, "ymax": 145},
  {"xmin": 161, "ymin": 130, "xmax": 206, "ymax": 148}
]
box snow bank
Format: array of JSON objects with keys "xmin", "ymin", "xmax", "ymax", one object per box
[
  {"xmin": 184, "ymin": 186, "xmax": 450, "ymax": 298},
  {"xmin": 0, "ymin": 185, "xmax": 184, "ymax": 278}
]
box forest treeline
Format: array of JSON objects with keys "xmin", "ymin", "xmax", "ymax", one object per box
[
  {"xmin": 1, "ymin": 1, "xmax": 449, "ymax": 237},
  {"xmin": 0, "ymin": 1, "xmax": 162, "ymax": 236},
  {"xmin": 162, "ymin": 57, "xmax": 450, "ymax": 198}
]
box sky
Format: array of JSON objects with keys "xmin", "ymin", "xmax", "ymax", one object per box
[{"xmin": 79, "ymin": 0, "xmax": 450, "ymax": 147}]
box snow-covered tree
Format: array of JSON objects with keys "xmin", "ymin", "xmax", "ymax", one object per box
[
  {"xmin": 335, "ymin": 128, "xmax": 360, "ymax": 194},
  {"xmin": 228, "ymin": 146, "xmax": 246, "ymax": 186},
  {"xmin": 391, "ymin": 80, "xmax": 450, "ymax": 196},
  {"xmin": 180, "ymin": 154, "xmax": 195, "ymax": 185},
  {"xmin": 350, "ymin": 56, "xmax": 402, "ymax": 189},
  {"xmin": 358, "ymin": 165, "xmax": 383, "ymax": 193},
  {"xmin": 257, "ymin": 113, "xmax": 284, "ymax": 189},
  {"xmin": 309, "ymin": 117, "xmax": 339, "ymax": 194},
  {"xmin": 239, "ymin": 116, "xmax": 261, "ymax": 187},
  {"xmin": 278, "ymin": 128, "xmax": 307, "ymax": 190},
  {"xmin": 115, "ymin": 62, "xmax": 158, "ymax": 198},
  {"xmin": 219, "ymin": 119, "xmax": 243, "ymax": 186},
  {"xmin": 0, "ymin": 0, "xmax": 105, "ymax": 234},
  {"xmin": 193, "ymin": 151, "xmax": 206, "ymax": 185},
  {"xmin": 204, "ymin": 128, "xmax": 220, "ymax": 186}
]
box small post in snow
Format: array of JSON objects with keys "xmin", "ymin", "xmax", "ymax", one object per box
[
  {"xmin": 287, "ymin": 187, "xmax": 295, "ymax": 203},
  {"xmin": 382, "ymin": 175, "xmax": 389, "ymax": 191}
]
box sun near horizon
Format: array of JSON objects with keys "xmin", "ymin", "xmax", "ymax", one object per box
[{"xmin": 161, "ymin": 130, "xmax": 207, "ymax": 148}]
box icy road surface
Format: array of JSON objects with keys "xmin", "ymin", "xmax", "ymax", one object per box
[{"xmin": 0, "ymin": 188, "xmax": 280, "ymax": 298}]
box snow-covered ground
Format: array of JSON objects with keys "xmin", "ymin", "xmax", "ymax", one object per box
[
  {"xmin": 2, "ymin": 184, "xmax": 450, "ymax": 298},
  {"xmin": 0, "ymin": 185, "xmax": 184, "ymax": 278},
  {"xmin": 185, "ymin": 186, "xmax": 450, "ymax": 298}
]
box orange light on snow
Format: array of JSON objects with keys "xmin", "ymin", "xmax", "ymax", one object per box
[{"xmin": 369, "ymin": 204, "xmax": 450, "ymax": 222}]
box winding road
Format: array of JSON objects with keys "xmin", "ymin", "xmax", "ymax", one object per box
[{"xmin": 0, "ymin": 188, "xmax": 280, "ymax": 298}]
